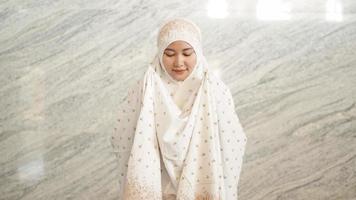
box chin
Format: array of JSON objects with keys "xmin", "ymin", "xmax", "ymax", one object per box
[
  {"xmin": 174, "ymin": 77, "xmax": 185, "ymax": 81},
  {"xmin": 173, "ymin": 76, "xmax": 187, "ymax": 81}
]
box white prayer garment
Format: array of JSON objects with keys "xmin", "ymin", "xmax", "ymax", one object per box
[{"xmin": 111, "ymin": 18, "xmax": 247, "ymax": 200}]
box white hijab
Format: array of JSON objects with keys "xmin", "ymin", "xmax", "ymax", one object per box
[{"xmin": 111, "ymin": 18, "xmax": 247, "ymax": 200}]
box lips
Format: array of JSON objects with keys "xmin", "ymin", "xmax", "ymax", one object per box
[
  {"xmin": 172, "ymin": 69, "xmax": 187, "ymax": 75},
  {"xmin": 172, "ymin": 69, "xmax": 187, "ymax": 72}
]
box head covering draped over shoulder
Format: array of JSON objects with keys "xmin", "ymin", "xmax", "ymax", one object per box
[
  {"xmin": 111, "ymin": 18, "xmax": 247, "ymax": 200},
  {"xmin": 151, "ymin": 18, "xmax": 207, "ymax": 112}
]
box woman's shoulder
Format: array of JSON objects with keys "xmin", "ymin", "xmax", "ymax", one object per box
[{"xmin": 207, "ymin": 70, "xmax": 230, "ymax": 92}]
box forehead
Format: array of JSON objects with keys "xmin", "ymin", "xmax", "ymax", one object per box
[{"xmin": 165, "ymin": 40, "xmax": 194, "ymax": 51}]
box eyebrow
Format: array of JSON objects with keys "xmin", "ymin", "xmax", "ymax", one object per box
[{"xmin": 164, "ymin": 48, "xmax": 193, "ymax": 52}]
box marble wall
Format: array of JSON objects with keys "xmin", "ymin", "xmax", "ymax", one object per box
[{"xmin": 0, "ymin": 0, "xmax": 355, "ymax": 199}]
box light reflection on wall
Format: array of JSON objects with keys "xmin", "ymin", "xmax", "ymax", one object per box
[
  {"xmin": 213, "ymin": 68, "xmax": 222, "ymax": 79},
  {"xmin": 326, "ymin": 0, "xmax": 343, "ymax": 21},
  {"xmin": 17, "ymin": 159, "xmax": 45, "ymax": 184},
  {"xmin": 206, "ymin": 0, "xmax": 229, "ymax": 19},
  {"xmin": 208, "ymin": 59, "xmax": 222, "ymax": 79},
  {"xmin": 17, "ymin": 67, "xmax": 46, "ymax": 184},
  {"xmin": 256, "ymin": 0, "xmax": 291, "ymax": 21}
]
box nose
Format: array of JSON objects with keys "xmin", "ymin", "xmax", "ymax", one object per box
[{"xmin": 174, "ymin": 55, "xmax": 184, "ymax": 67}]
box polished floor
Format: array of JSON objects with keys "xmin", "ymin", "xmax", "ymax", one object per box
[{"xmin": 0, "ymin": 0, "xmax": 355, "ymax": 199}]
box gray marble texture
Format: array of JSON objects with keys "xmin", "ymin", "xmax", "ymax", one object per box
[{"xmin": 1, "ymin": 0, "xmax": 355, "ymax": 199}]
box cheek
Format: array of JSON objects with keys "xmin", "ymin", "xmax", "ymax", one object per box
[
  {"xmin": 186, "ymin": 56, "xmax": 197, "ymax": 70},
  {"xmin": 162, "ymin": 56, "xmax": 173, "ymax": 70}
]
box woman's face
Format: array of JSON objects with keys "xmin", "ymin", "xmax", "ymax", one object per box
[{"xmin": 162, "ymin": 40, "xmax": 197, "ymax": 81}]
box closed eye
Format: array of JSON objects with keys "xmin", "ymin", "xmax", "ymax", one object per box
[
  {"xmin": 164, "ymin": 53, "xmax": 174, "ymax": 57},
  {"xmin": 164, "ymin": 50, "xmax": 194, "ymax": 57}
]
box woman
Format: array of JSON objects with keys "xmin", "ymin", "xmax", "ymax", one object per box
[{"xmin": 111, "ymin": 18, "xmax": 247, "ymax": 200}]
